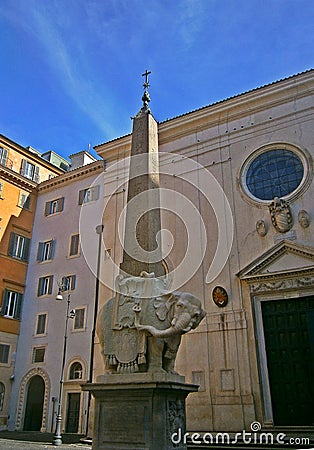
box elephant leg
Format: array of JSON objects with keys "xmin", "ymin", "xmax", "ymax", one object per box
[
  {"xmin": 163, "ymin": 335, "xmax": 181, "ymax": 374},
  {"xmin": 147, "ymin": 336, "xmax": 166, "ymax": 373}
]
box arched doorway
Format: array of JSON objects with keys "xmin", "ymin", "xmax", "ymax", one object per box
[{"xmin": 23, "ymin": 375, "xmax": 45, "ymax": 431}]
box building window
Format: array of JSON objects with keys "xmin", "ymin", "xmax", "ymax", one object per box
[
  {"xmin": 0, "ymin": 383, "xmax": 5, "ymax": 411},
  {"xmin": 0, "ymin": 344, "xmax": 10, "ymax": 364},
  {"xmin": 0, "ymin": 148, "xmax": 8, "ymax": 167},
  {"xmin": 78, "ymin": 185, "xmax": 99, "ymax": 205},
  {"xmin": 20, "ymin": 159, "xmax": 40, "ymax": 182},
  {"xmin": 8, "ymin": 232, "xmax": 30, "ymax": 262},
  {"xmin": 37, "ymin": 276, "xmax": 53, "ymax": 297},
  {"xmin": 0, "ymin": 290, "xmax": 23, "ymax": 319},
  {"xmin": 73, "ymin": 308, "xmax": 85, "ymax": 330},
  {"xmin": 61, "ymin": 275, "xmax": 76, "ymax": 291},
  {"xmin": 44, "ymin": 197, "xmax": 64, "ymax": 216},
  {"xmin": 69, "ymin": 234, "xmax": 80, "ymax": 257},
  {"xmin": 69, "ymin": 362, "xmax": 83, "ymax": 380},
  {"xmin": 18, "ymin": 192, "xmax": 31, "ymax": 210},
  {"xmin": 242, "ymin": 148, "xmax": 305, "ymax": 202},
  {"xmin": 35, "ymin": 313, "xmax": 47, "ymax": 335},
  {"xmin": 37, "ymin": 240, "xmax": 56, "ymax": 262},
  {"xmin": 0, "ymin": 182, "xmax": 3, "ymax": 198},
  {"xmin": 32, "ymin": 347, "xmax": 46, "ymax": 363},
  {"xmin": 0, "ymin": 148, "xmax": 8, "ymax": 166}
]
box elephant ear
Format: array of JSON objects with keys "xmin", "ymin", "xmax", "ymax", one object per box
[{"xmin": 154, "ymin": 294, "xmax": 175, "ymax": 321}]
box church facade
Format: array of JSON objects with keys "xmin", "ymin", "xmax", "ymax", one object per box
[
  {"xmin": 96, "ymin": 69, "xmax": 314, "ymax": 431},
  {"xmin": 7, "ymin": 69, "xmax": 314, "ymax": 434}
]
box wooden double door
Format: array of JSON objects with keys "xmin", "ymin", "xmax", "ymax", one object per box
[{"xmin": 262, "ymin": 296, "xmax": 314, "ymax": 426}]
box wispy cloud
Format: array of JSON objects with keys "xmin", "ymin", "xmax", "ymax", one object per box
[
  {"xmin": 176, "ymin": 0, "xmax": 207, "ymax": 47},
  {"xmin": 29, "ymin": 5, "xmax": 118, "ymax": 139}
]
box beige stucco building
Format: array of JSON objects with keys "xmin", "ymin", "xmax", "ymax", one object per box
[
  {"xmin": 8, "ymin": 69, "xmax": 314, "ymax": 435},
  {"xmin": 95, "ymin": 69, "xmax": 314, "ymax": 432}
]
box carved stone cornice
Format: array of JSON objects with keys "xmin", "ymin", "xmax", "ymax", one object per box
[
  {"xmin": 0, "ymin": 165, "xmax": 37, "ymax": 191},
  {"xmin": 38, "ymin": 160, "xmax": 104, "ymax": 192},
  {"xmin": 250, "ymin": 274, "xmax": 314, "ymax": 294},
  {"xmin": 246, "ymin": 269, "xmax": 314, "ymax": 293},
  {"xmin": 238, "ymin": 240, "xmax": 314, "ymax": 294},
  {"xmin": 237, "ymin": 240, "xmax": 314, "ymax": 278}
]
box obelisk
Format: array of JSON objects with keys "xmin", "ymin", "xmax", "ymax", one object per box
[
  {"xmin": 83, "ymin": 72, "xmax": 202, "ymax": 450},
  {"xmin": 120, "ymin": 70, "xmax": 165, "ymax": 278}
]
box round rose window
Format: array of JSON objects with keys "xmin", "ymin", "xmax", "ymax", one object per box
[{"xmin": 245, "ymin": 149, "xmax": 304, "ymax": 201}]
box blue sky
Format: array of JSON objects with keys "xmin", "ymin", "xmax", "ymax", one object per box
[{"xmin": 0, "ymin": 0, "xmax": 313, "ymax": 161}]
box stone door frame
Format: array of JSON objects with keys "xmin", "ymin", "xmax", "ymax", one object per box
[
  {"xmin": 16, "ymin": 368, "xmax": 50, "ymax": 432},
  {"xmin": 237, "ymin": 240, "xmax": 314, "ymax": 426},
  {"xmin": 252, "ymin": 286, "xmax": 314, "ymax": 424}
]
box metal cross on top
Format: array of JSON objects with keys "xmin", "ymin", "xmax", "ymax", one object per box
[{"xmin": 142, "ymin": 69, "xmax": 151, "ymax": 90}]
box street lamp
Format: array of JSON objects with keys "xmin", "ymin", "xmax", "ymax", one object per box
[{"xmin": 53, "ymin": 277, "xmax": 75, "ymax": 446}]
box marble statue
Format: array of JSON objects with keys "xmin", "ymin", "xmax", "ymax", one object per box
[{"xmin": 97, "ymin": 272, "xmax": 206, "ymax": 374}]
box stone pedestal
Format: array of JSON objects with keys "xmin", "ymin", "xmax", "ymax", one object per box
[{"xmin": 82, "ymin": 373, "xmax": 198, "ymax": 450}]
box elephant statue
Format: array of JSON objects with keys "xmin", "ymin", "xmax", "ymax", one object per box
[{"xmin": 97, "ymin": 289, "xmax": 206, "ymax": 375}]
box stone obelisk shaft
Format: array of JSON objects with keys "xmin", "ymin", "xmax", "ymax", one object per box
[{"xmin": 120, "ymin": 105, "xmax": 164, "ymax": 278}]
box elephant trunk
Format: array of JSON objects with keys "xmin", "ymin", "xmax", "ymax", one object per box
[{"xmin": 136, "ymin": 312, "xmax": 192, "ymax": 338}]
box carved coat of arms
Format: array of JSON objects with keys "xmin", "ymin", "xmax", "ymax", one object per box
[{"xmin": 269, "ymin": 197, "xmax": 293, "ymax": 233}]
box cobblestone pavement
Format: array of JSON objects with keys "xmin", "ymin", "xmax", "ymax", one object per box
[{"xmin": 0, "ymin": 439, "xmax": 90, "ymax": 449}]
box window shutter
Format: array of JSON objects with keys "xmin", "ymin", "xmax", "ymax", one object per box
[
  {"xmin": 0, "ymin": 344, "xmax": 10, "ymax": 364},
  {"xmin": 33, "ymin": 166, "xmax": 40, "ymax": 183},
  {"xmin": 24, "ymin": 194, "xmax": 31, "ymax": 210},
  {"xmin": 74, "ymin": 308, "xmax": 85, "ymax": 329},
  {"xmin": 70, "ymin": 234, "xmax": 79, "ymax": 256},
  {"xmin": 20, "ymin": 159, "xmax": 27, "ymax": 177},
  {"xmin": 37, "ymin": 314, "xmax": 47, "ymax": 334},
  {"xmin": 44, "ymin": 201, "xmax": 51, "ymax": 216},
  {"xmin": 15, "ymin": 293, "xmax": 23, "ymax": 320},
  {"xmin": 93, "ymin": 185, "xmax": 100, "ymax": 201},
  {"xmin": 58, "ymin": 197, "xmax": 64, "ymax": 212},
  {"xmin": 0, "ymin": 290, "xmax": 8, "ymax": 316},
  {"xmin": 50, "ymin": 240, "xmax": 56, "ymax": 260},
  {"xmin": 8, "ymin": 232, "xmax": 16, "ymax": 257},
  {"xmin": 19, "ymin": 193, "xmax": 26, "ymax": 208},
  {"xmin": 71, "ymin": 274, "xmax": 76, "ymax": 290},
  {"xmin": 37, "ymin": 242, "xmax": 44, "ymax": 261},
  {"xmin": 48, "ymin": 275, "xmax": 53, "ymax": 295},
  {"xmin": 37, "ymin": 278, "xmax": 43, "ymax": 297},
  {"xmin": 3, "ymin": 148, "xmax": 8, "ymax": 164},
  {"xmin": 0, "ymin": 148, "xmax": 8, "ymax": 165},
  {"xmin": 22, "ymin": 237, "xmax": 30, "ymax": 262},
  {"xmin": 0, "ymin": 182, "xmax": 3, "ymax": 197},
  {"xmin": 78, "ymin": 190, "xmax": 84, "ymax": 205}
]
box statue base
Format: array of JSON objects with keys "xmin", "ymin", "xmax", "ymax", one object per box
[{"xmin": 82, "ymin": 373, "xmax": 198, "ymax": 450}]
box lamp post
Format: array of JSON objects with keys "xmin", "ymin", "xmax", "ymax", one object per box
[{"xmin": 53, "ymin": 278, "xmax": 75, "ymax": 446}]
